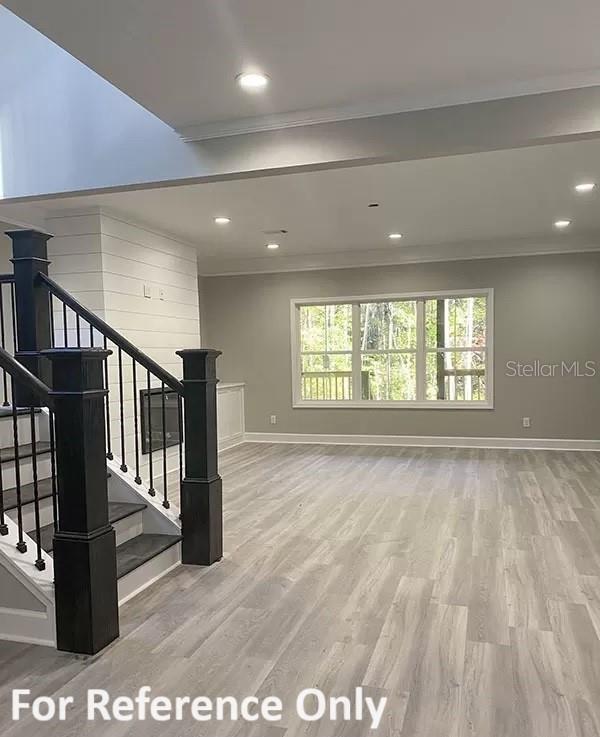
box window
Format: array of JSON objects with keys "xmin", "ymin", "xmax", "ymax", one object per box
[
  {"xmin": 292, "ymin": 290, "xmax": 492, "ymax": 408},
  {"xmin": 299, "ymin": 303, "xmax": 353, "ymax": 400}
]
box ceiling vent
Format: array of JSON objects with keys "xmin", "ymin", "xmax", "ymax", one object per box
[{"xmin": 263, "ymin": 229, "xmax": 288, "ymax": 235}]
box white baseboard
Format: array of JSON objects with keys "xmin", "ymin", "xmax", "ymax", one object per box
[
  {"xmin": 244, "ymin": 432, "xmax": 600, "ymax": 451},
  {"xmin": 219, "ymin": 432, "xmax": 246, "ymax": 452}
]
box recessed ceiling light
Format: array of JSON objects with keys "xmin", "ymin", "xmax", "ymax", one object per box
[
  {"xmin": 575, "ymin": 182, "xmax": 596, "ymax": 193},
  {"xmin": 236, "ymin": 72, "xmax": 269, "ymax": 91},
  {"xmin": 266, "ymin": 243, "xmax": 280, "ymax": 250},
  {"xmin": 214, "ymin": 217, "xmax": 231, "ymax": 225},
  {"xmin": 554, "ymin": 219, "xmax": 571, "ymax": 229},
  {"xmin": 388, "ymin": 233, "xmax": 403, "ymax": 240}
]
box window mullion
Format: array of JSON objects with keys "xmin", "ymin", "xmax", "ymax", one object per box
[
  {"xmin": 352, "ymin": 303, "xmax": 361, "ymax": 401},
  {"xmin": 416, "ymin": 299, "xmax": 425, "ymax": 401}
]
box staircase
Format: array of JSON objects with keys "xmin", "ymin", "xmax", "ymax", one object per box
[{"xmin": 0, "ymin": 230, "xmax": 222, "ymax": 654}]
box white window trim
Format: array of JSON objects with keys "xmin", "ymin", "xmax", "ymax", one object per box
[{"xmin": 290, "ymin": 288, "xmax": 494, "ymax": 410}]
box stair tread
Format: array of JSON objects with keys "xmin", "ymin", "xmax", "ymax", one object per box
[
  {"xmin": 0, "ymin": 441, "xmax": 51, "ymax": 463},
  {"xmin": 116, "ymin": 533, "xmax": 182, "ymax": 579},
  {"xmin": 3, "ymin": 476, "xmax": 54, "ymax": 513},
  {"xmin": 108, "ymin": 501, "xmax": 147, "ymax": 524},
  {"xmin": 28, "ymin": 501, "xmax": 148, "ymax": 554}
]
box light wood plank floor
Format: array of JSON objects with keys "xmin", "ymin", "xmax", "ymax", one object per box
[{"xmin": 2, "ymin": 443, "xmax": 600, "ymax": 737}]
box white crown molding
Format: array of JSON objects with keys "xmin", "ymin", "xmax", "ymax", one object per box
[
  {"xmin": 197, "ymin": 234, "xmax": 600, "ymax": 277},
  {"xmin": 243, "ymin": 432, "xmax": 600, "ymax": 452},
  {"xmin": 179, "ymin": 70, "xmax": 600, "ymax": 141}
]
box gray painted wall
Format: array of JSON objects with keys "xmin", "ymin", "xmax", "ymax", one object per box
[{"xmin": 202, "ymin": 252, "xmax": 600, "ymax": 440}]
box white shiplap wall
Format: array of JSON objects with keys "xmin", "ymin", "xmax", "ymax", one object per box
[
  {"xmin": 47, "ymin": 211, "xmax": 105, "ymax": 317},
  {"xmin": 47, "ymin": 211, "xmax": 200, "ymax": 365},
  {"xmin": 98, "ymin": 213, "xmax": 200, "ymax": 374},
  {"xmin": 47, "ymin": 210, "xmax": 201, "ymax": 489}
]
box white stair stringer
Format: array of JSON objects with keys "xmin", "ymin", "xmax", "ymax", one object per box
[{"xmin": 0, "ymin": 516, "xmax": 55, "ymax": 647}]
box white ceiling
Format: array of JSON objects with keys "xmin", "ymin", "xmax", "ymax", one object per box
[
  {"xmin": 5, "ymin": 0, "xmax": 600, "ymax": 136},
  {"xmin": 37, "ymin": 139, "xmax": 600, "ymax": 273}
]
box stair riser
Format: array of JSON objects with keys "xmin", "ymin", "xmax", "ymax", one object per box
[
  {"xmin": 10, "ymin": 508, "xmax": 144, "ymax": 553},
  {"xmin": 7, "ymin": 496, "xmax": 55, "ymax": 531},
  {"xmin": 118, "ymin": 541, "xmax": 181, "ymax": 605},
  {"xmin": 1, "ymin": 456, "xmax": 53, "ymax": 489},
  {"xmin": 114, "ymin": 511, "xmax": 144, "ymax": 547},
  {"xmin": 0, "ymin": 413, "xmax": 48, "ymax": 449}
]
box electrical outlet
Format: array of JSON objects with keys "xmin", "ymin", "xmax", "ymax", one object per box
[
  {"xmin": 270, "ymin": 415, "xmax": 277, "ymax": 425},
  {"xmin": 522, "ymin": 417, "xmax": 531, "ymax": 428},
  {"xmin": 158, "ymin": 287, "xmax": 166, "ymax": 301}
]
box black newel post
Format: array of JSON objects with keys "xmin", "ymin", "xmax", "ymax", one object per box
[
  {"xmin": 7, "ymin": 230, "xmax": 52, "ymax": 405},
  {"xmin": 176, "ymin": 349, "xmax": 223, "ymax": 565},
  {"xmin": 44, "ymin": 348, "xmax": 119, "ymax": 655}
]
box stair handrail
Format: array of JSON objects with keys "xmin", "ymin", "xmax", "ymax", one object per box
[
  {"xmin": 0, "ymin": 346, "xmax": 53, "ymax": 408},
  {"xmin": 38, "ymin": 273, "xmax": 183, "ymax": 395}
]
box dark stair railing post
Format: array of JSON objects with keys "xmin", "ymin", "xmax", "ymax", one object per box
[
  {"xmin": 43, "ymin": 347, "xmax": 119, "ymax": 655},
  {"xmin": 176, "ymin": 349, "xmax": 223, "ymax": 566},
  {"xmin": 7, "ymin": 230, "xmax": 52, "ymax": 405}
]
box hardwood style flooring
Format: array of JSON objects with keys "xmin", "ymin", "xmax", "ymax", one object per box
[{"xmin": 2, "ymin": 443, "xmax": 600, "ymax": 737}]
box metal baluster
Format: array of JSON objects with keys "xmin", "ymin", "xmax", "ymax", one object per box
[
  {"xmin": 49, "ymin": 293, "xmax": 55, "ymax": 349},
  {"xmin": 29, "ymin": 409, "xmax": 45, "ymax": 570},
  {"xmin": 62, "ymin": 302, "xmax": 68, "ymax": 347},
  {"xmin": 0, "ymin": 284, "xmax": 9, "ymax": 405},
  {"xmin": 76, "ymin": 313, "xmax": 81, "ymax": 347},
  {"xmin": 177, "ymin": 393, "xmax": 183, "ymax": 490},
  {"xmin": 10, "ymin": 383, "xmax": 26, "ymax": 553},
  {"xmin": 132, "ymin": 359, "xmax": 141, "ymax": 484},
  {"xmin": 10, "ymin": 283, "xmax": 17, "ymax": 354},
  {"xmin": 103, "ymin": 336, "xmax": 113, "ymax": 460},
  {"xmin": 161, "ymin": 382, "xmax": 169, "ymax": 509},
  {"xmin": 49, "ymin": 410, "xmax": 58, "ymax": 532},
  {"xmin": 117, "ymin": 348, "xmax": 127, "ymax": 472},
  {"xmin": 0, "ymin": 422, "xmax": 7, "ymax": 535},
  {"xmin": 7, "ymin": 285, "xmax": 16, "ymax": 424},
  {"xmin": 89, "ymin": 323, "xmax": 94, "ymax": 348},
  {"xmin": 147, "ymin": 370, "xmax": 155, "ymax": 496}
]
